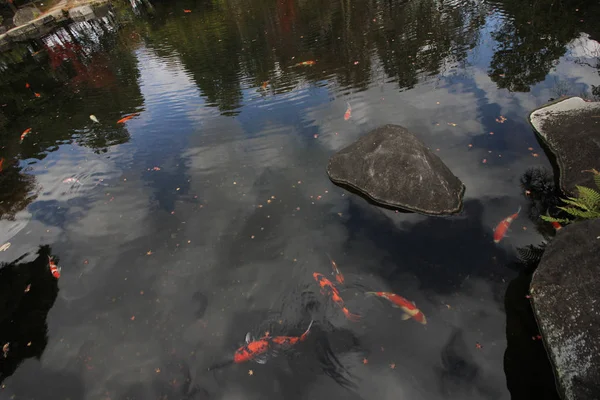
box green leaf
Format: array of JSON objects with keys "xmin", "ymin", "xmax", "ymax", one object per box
[
  {"xmin": 541, "ymin": 215, "xmax": 571, "ymax": 223},
  {"xmin": 576, "ymin": 185, "xmax": 600, "ymax": 209}
]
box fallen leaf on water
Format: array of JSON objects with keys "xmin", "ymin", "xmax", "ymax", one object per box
[
  {"xmin": 24, "ymin": 284, "xmax": 31, "ymax": 293},
  {"xmin": 445, "ymin": 304, "xmax": 451, "ymax": 309},
  {"xmin": 248, "ymin": 369, "xmax": 254, "ymax": 376},
  {"xmin": 2, "ymin": 343, "xmax": 9, "ymax": 357},
  {"xmin": 522, "ymin": 226, "xmax": 527, "ymax": 231},
  {"xmin": 475, "ymin": 342, "xmax": 483, "ymax": 349},
  {"xmin": 146, "ymin": 250, "xmax": 153, "ymax": 255},
  {"xmin": 489, "ymin": 132, "xmax": 494, "ymax": 135},
  {"xmin": 155, "ymin": 368, "xmax": 161, "ymax": 373},
  {"xmin": 130, "ymin": 316, "xmax": 135, "ymax": 321},
  {"xmin": 389, "ymin": 363, "xmax": 396, "ymax": 369},
  {"xmin": 313, "ymin": 134, "xmax": 319, "ymax": 138},
  {"xmin": 468, "ymin": 144, "xmax": 473, "ymax": 148},
  {"xmin": 525, "ymin": 190, "xmax": 531, "ymax": 196}
]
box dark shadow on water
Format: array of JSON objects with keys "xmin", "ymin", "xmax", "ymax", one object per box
[
  {"xmin": 342, "ymin": 198, "xmax": 510, "ymax": 294},
  {"xmin": 503, "ymin": 270, "xmax": 559, "ymax": 400},
  {"xmin": 0, "ymin": 245, "xmax": 59, "ymax": 384}
]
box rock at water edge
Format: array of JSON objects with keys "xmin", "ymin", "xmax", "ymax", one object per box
[
  {"xmin": 326, "ymin": 124, "xmax": 465, "ymax": 215},
  {"xmin": 529, "ymin": 97, "xmax": 600, "ymax": 195},
  {"xmin": 530, "ymin": 219, "xmax": 600, "ymax": 400}
]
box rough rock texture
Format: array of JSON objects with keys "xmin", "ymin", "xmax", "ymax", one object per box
[
  {"xmin": 327, "ymin": 124, "xmax": 465, "ymax": 215},
  {"xmin": 529, "ymin": 97, "xmax": 600, "ymax": 195},
  {"xmin": 68, "ymin": 5, "xmax": 96, "ymax": 22},
  {"xmin": 13, "ymin": 6, "xmax": 41, "ymax": 27},
  {"xmin": 530, "ymin": 219, "xmax": 600, "ymax": 400}
]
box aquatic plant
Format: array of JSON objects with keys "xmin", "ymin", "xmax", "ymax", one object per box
[{"xmin": 542, "ymin": 169, "xmax": 600, "ymax": 224}]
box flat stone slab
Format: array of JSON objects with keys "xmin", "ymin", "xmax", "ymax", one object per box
[
  {"xmin": 530, "ymin": 97, "xmax": 600, "ymax": 195},
  {"xmin": 327, "ymin": 124, "xmax": 465, "ymax": 215},
  {"xmin": 530, "ymin": 219, "xmax": 600, "ymax": 400}
]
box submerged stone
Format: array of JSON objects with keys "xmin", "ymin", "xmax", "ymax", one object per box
[
  {"xmin": 530, "ymin": 219, "xmax": 600, "ymax": 400},
  {"xmin": 529, "ymin": 97, "xmax": 600, "ymax": 195},
  {"xmin": 326, "ymin": 124, "xmax": 465, "ymax": 215}
]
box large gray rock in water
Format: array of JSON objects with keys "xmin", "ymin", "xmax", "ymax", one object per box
[
  {"xmin": 327, "ymin": 124, "xmax": 465, "ymax": 215},
  {"xmin": 530, "ymin": 219, "xmax": 600, "ymax": 400},
  {"xmin": 529, "ymin": 97, "xmax": 600, "ymax": 195},
  {"xmin": 13, "ymin": 6, "xmax": 41, "ymax": 27}
]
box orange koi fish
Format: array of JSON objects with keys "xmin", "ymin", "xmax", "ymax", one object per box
[
  {"xmin": 344, "ymin": 102, "xmax": 351, "ymax": 121},
  {"xmin": 20, "ymin": 128, "xmax": 31, "ymax": 142},
  {"xmin": 262, "ymin": 320, "xmax": 313, "ymax": 347},
  {"xmin": 183, "ymin": 9, "xmax": 191, "ymax": 13},
  {"xmin": 0, "ymin": 158, "xmax": 4, "ymax": 172},
  {"xmin": 25, "ymin": 83, "xmax": 30, "ymax": 88},
  {"xmin": 234, "ymin": 320, "xmax": 313, "ymax": 363},
  {"xmin": 326, "ymin": 253, "xmax": 344, "ymax": 284},
  {"xmin": 551, "ymin": 221, "xmax": 562, "ymax": 231},
  {"xmin": 493, "ymin": 206, "xmax": 521, "ymax": 243},
  {"xmin": 313, "ymin": 273, "xmax": 360, "ymax": 321},
  {"xmin": 295, "ymin": 60, "xmax": 316, "ymax": 67},
  {"xmin": 48, "ymin": 256, "xmax": 61, "ymax": 279},
  {"xmin": 34, "ymin": 92, "xmax": 41, "ymax": 98},
  {"xmin": 261, "ymin": 81, "xmax": 269, "ymax": 90},
  {"xmin": 117, "ymin": 113, "xmax": 140, "ymax": 124},
  {"xmin": 365, "ymin": 292, "xmax": 427, "ymax": 324}
]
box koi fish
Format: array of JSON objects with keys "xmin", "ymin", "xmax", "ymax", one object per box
[
  {"xmin": 62, "ymin": 177, "xmax": 80, "ymax": 184},
  {"xmin": 365, "ymin": 292, "xmax": 427, "ymax": 324},
  {"xmin": 90, "ymin": 115, "xmax": 100, "ymax": 123},
  {"xmin": 493, "ymin": 206, "xmax": 521, "ymax": 243},
  {"xmin": 25, "ymin": 83, "xmax": 30, "ymax": 88},
  {"xmin": 313, "ymin": 273, "xmax": 360, "ymax": 321},
  {"xmin": 262, "ymin": 320, "xmax": 313, "ymax": 347},
  {"xmin": 20, "ymin": 128, "xmax": 31, "ymax": 142},
  {"xmin": 117, "ymin": 113, "xmax": 140, "ymax": 124},
  {"xmin": 326, "ymin": 253, "xmax": 344, "ymax": 284},
  {"xmin": 551, "ymin": 221, "xmax": 562, "ymax": 231},
  {"xmin": 48, "ymin": 256, "xmax": 61, "ymax": 279},
  {"xmin": 295, "ymin": 60, "xmax": 316, "ymax": 67},
  {"xmin": 234, "ymin": 320, "xmax": 313, "ymax": 364},
  {"xmin": 344, "ymin": 102, "xmax": 351, "ymax": 121},
  {"xmin": 261, "ymin": 81, "xmax": 269, "ymax": 90},
  {"xmin": 0, "ymin": 158, "xmax": 4, "ymax": 172},
  {"xmin": 183, "ymin": 9, "xmax": 191, "ymax": 13},
  {"xmin": 34, "ymin": 92, "xmax": 41, "ymax": 98}
]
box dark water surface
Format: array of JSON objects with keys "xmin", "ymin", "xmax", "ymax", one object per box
[{"xmin": 0, "ymin": 0, "xmax": 599, "ymax": 398}]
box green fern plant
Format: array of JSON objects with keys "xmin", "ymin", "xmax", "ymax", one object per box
[{"xmin": 542, "ymin": 169, "xmax": 600, "ymax": 224}]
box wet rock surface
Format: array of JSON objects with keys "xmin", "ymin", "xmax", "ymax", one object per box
[
  {"xmin": 529, "ymin": 97, "xmax": 600, "ymax": 195},
  {"xmin": 530, "ymin": 219, "xmax": 600, "ymax": 400},
  {"xmin": 326, "ymin": 124, "xmax": 465, "ymax": 215}
]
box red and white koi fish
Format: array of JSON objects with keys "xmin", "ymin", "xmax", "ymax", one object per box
[
  {"xmin": 62, "ymin": 177, "xmax": 80, "ymax": 184},
  {"xmin": 234, "ymin": 320, "xmax": 313, "ymax": 364},
  {"xmin": 20, "ymin": 128, "xmax": 31, "ymax": 142},
  {"xmin": 344, "ymin": 102, "xmax": 351, "ymax": 121},
  {"xmin": 326, "ymin": 253, "xmax": 344, "ymax": 284},
  {"xmin": 34, "ymin": 92, "xmax": 41, "ymax": 98},
  {"xmin": 295, "ymin": 60, "xmax": 316, "ymax": 67},
  {"xmin": 365, "ymin": 291, "xmax": 427, "ymax": 324},
  {"xmin": 117, "ymin": 113, "xmax": 140, "ymax": 124},
  {"xmin": 493, "ymin": 206, "xmax": 521, "ymax": 243},
  {"xmin": 313, "ymin": 272, "xmax": 360, "ymax": 321},
  {"xmin": 48, "ymin": 256, "xmax": 61, "ymax": 279}
]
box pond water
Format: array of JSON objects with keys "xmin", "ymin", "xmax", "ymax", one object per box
[{"xmin": 0, "ymin": 0, "xmax": 599, "ymax": 398}]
